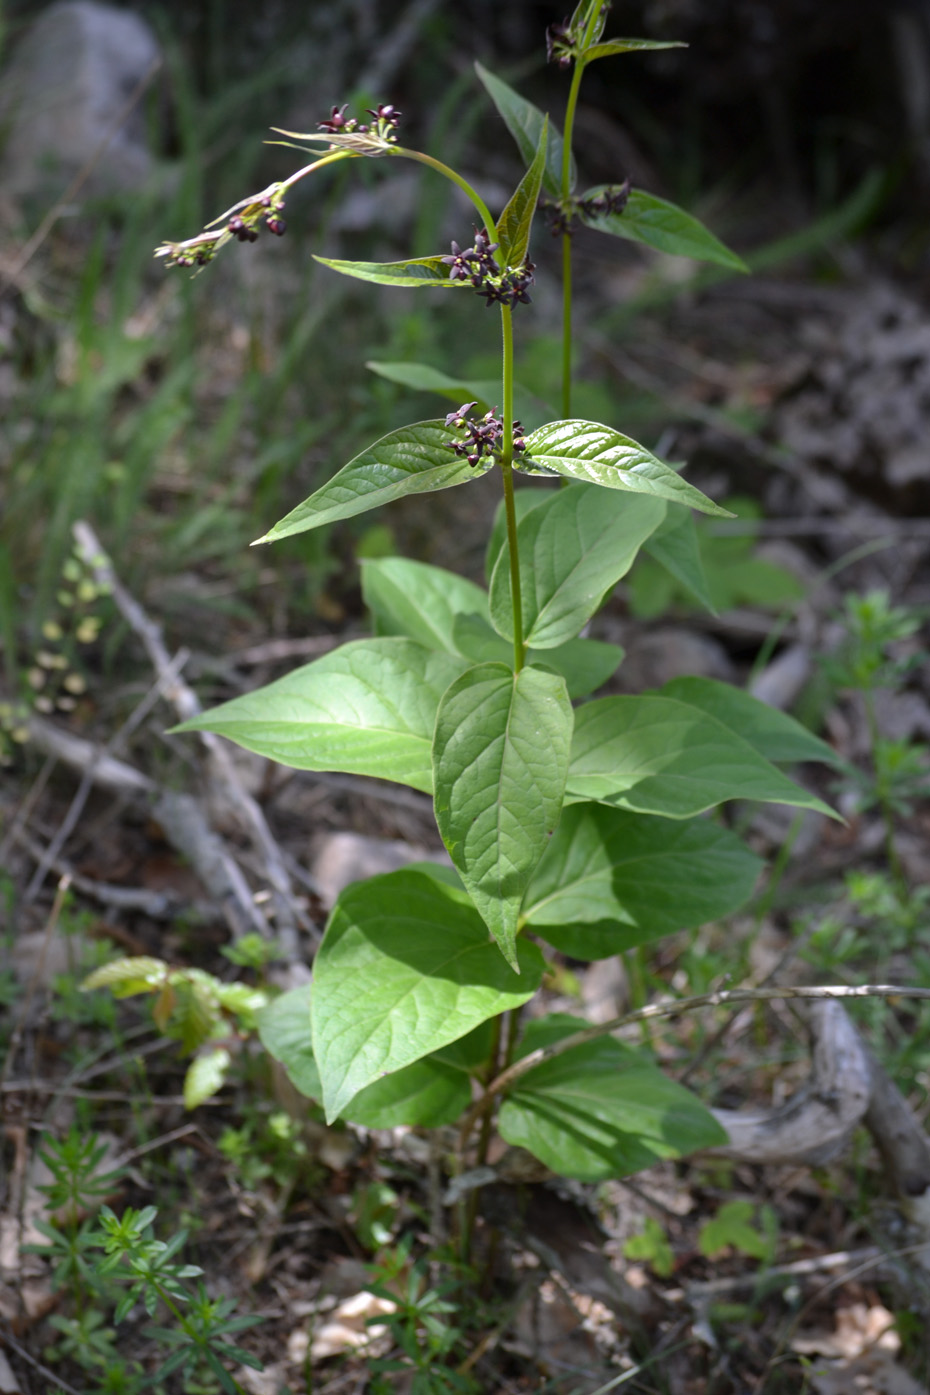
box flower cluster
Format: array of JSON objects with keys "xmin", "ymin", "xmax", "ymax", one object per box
[
  {"xmin": 228, "ymin": 190, "xmax": 288, "ymax": 242},
  {"xmin": 542, "ymin": 179, "xmax": 631, "ymax": 237},
  {"xmin": 546, "ymin": 17, "xmax": 576, "ymax": 69},
  {"xmin": 318, "ymin": 102, "xmax": 401, "ymax": 141},
  {"xmin": 444, "ymin": 403, "xmax": 527, "ymax": 467},
  {"xmin": 579, "ymin": 180, "xmax": 631, "ymax": 220},
  {"xmin": 156, "ymin": 184, "xmax": 289, "ymax": 269},
  {"xmin": 441, "ymin": 231, "xmax": 535, "ymax": 308}
]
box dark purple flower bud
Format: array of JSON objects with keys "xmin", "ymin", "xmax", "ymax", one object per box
[
  {"xmin": 320, "ymin": 104, "xmax": 350, "ymax": 133},
  {"xmin": 266, "ymin": 216, "xmax": 286, "ymax": 235}
]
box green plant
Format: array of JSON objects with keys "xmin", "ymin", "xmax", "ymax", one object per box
[
  {"xmin": 623, "ymin": 1215, "xmax": 674, "ymax": 1277},
  {"xmin": 102, "ymin": 3, "xmax": 842, "ymax": 1217},
  {"xmin": 698, "ymin": 1199, "xmax": 778, "ymax": 1265},
  {"xmin": 81, "ymin": 955, "xmax": 268, "ymax": 1106},
  {"xmin": 27, "ymin": 1131, "xmax": 262, "ymax": 1393},
  {"xmin": 366, "ymin": 1240, "xmax": 482, "ymax": 1395},
  {"xmin": 823, "ymin": 589, "xmax": 929, "ymax": 886}
]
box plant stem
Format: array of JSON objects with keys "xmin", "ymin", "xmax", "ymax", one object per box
[
  {"xmin": 458, "ymin": 981, "xmax": 930, "ymax": 1133},
  {"xmin": 559, "ymin": 59, "xmax": 584, "ymax": 421},
  {"xmin": 498, "ymin": 305, "xmax": 526, "ymax": 671},
  {"xmin": 397, "ymin": 148, "xmax": 498, "ymax": 245},
  {"xmin": 557, "ymin": 0, "xmax": 608, "ymax": 417},
  {"xmin": 561, "ymin": 231, "xmax": 573, "ymax": 419}
]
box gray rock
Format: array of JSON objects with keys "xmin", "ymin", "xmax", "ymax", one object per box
[
  {"xmin": 0, "ymin": 1, "xmax": 162, "ymax": 201},
  {"xmin": 310, "ymin": 831, "xmax": 451, "ymax": 910}
]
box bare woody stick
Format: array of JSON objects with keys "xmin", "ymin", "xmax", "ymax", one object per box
[{"xmin": 70, "ymin": 521, "xmax": 305, "ymax": 961}]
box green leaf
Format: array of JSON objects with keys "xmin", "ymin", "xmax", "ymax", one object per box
[
  {"xmin": 259, "ymin": 986, "xmax": 468, "ymax": 1128},
  {"xmin": 474, "ymin": 63, "xmax": 572, "ymax": 198},
  {"xmin": 485, "ymin": 487, "xmax": 551, "ymax": 582},
  {"xmin": 258, "ymin": 985, "xmax": 319, "ymax": 1099},
  {"xmin": 623, "ymin": 1216, "xmax": 675, "ymax": 1277},
  {"xmin": 432, "ymin": 663, "xmax": 573, "ymax": 968},
  {"xmin": 271, "ymin": 126, "xmax": 398, "ymax": 158},
  {"xmin": 175, "ymin": 638, "xmax": 469, "ymax": 793},
  {"xmin": 499, "ymin": 1015, "xmax": 727, "ymax": 1180},
  {"xmin": 81, "ymin": 956, "xmax": 169, "ymax": 997},
  {"xmin": 658, "ymin": 677, "xmax": 842, "ymax": 769},
  {"xmin": 497, "ymin": 117, "xmax": 547, "ymax": 266},
  {"xmin": 521, "ymin": 803, "xmax": 762, "ymax": 958},
  {"xmin": 488, "ymin": 481, "xmax": 665, "ymax": 649},
  {"xmin": 345, "ymin": 1058, "xmax": 471, "ymax": 1129},
  {"xmin": 522, "ymin": 421, "xmax": 733, "ymax": 517},
  {"xmin": 642, "ymin": 503, "xmax": 715, "ymax": 613},
  {"xmin": 699, "ymin": 1200, "xmax": 776, "ymax": 1262},
  {"xmin": 579, "ymin": 187, "xmax": 748, "ymax": 272},
  {"xmin": 183, "ymin": 1048, "xmax": 231, "ymax": 1109},
  {"xmin": 362, "ymin": 557, "xmax": 622, "ymax": 696},
  {"xmin": 312, "ymin": 868, "xmax": 544, "ymax": 1121},
  {"xmin": 583, "ymin": 38, "xmax": 688, "ymax": 60},
  {"xmin": 453, "ymin": 614, "xmax": 623, "ymax": 699},
  {"xmin": 255, "ymin": 421, "xmax": 492, "ymax": 544},
  {"xmin": 313, "ymin": 254, "xmax": 458, "ymax": 288},
  {"xmin": 366, "ymin": 362, "xmax": 551, "ymax": 430},
  {"xmin": 361, "ymin": 557, "xmax": 490, "ymax": 653},
  {"xmin": 566, "ymin": 696, "xmax": 837, "ymax": 819}
]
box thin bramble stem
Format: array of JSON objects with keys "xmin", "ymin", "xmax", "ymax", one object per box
[{"xmin": 457, "ymin": 982, "xmax": 930, "ymax": 1137}]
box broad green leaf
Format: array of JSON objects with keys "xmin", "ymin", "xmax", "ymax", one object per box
[
  {"xmin": 313, "ymin": 254, "xmax": 457, "ymax": 288},
  {"xmin": 345, "ymin": 1058, "xmax": 471, "ymax": 1128},
  {"xmin": 489, "ymin": 482, "xmax": 665, "ymax": 649},
  {"xmin": 433, "ymin": 663, "xmax": 573, "ymax": 968},
  {"xmin": 522, "ymin": 803, "xmax": 762, "ymax": 959},
  {"xmin": 499, "ymin": 1015, "xmax": 727, "ymax": 1180},
  {"xmin": 485, "ymin": 486, "xmax": 552, "ymax": 582},
  {"xmin": 259, "ymin": 987, "xmax": 471, "ymax": 1127},
  {"xmin": 258, "ymin": 985, "xmax": 320, "ymax": 1097},
  {"xmin": 522, "ymin": 421, "xmax": 733, "ymax": 517},
  {"xmin": 184, "ymin": 1049, "xmax": 231, "ymax": 1109},
  {"xmin": 583, "ymin": 38, "xmax": 687, "ymax": 60},
  {"xmin": 474, "ymin": 63, "xmax": 573, "ymax": 197},
  {"xmin": 642, "ymin": 503, "xmax": 715, "ymax": 613},
  {"xmin": 175, "ymin": 638, "xmax": 468, "ymax": 793},
  {"xmin": 497, "ymin": 117, "xmax": 547, "ymax": 266},
  {"xmin": 453, "ymin": 614, "xmax": 623, "ymax": 699},
  {"xmin": 432, "ymin": 1020, "xmax": 495, "ymax": 1070},
  {"xmin": 361, "ymin": 557, "xmax": 490, "ymax": 653},
  {"xmin": 566, "ymin": 696, "xmax": 837, "ymax": 819},
  {"xmin": 658, "ymin": 677, "xmax": 842, "ymax": 769},
  {"xmin": 366, "ymin": 362, "xmax": 551, "ymax": 430},
  {"xmin": 312, "ymin": 868, "xmax": 544, "ymax": 1120},
  {"xmin": 255, "ymin": 421, "xmax": 492, "ymax": 544},
  {"xmin": 361, "ymin": 563, "xmax": 621, "ymax": 695},
  {"xmin": 579, "ymin": 187, "xmax": 748, "ymax": 272},
  {"xmin": 82, "ymin": 956, "xmax": 169, "ymax": 997}
]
